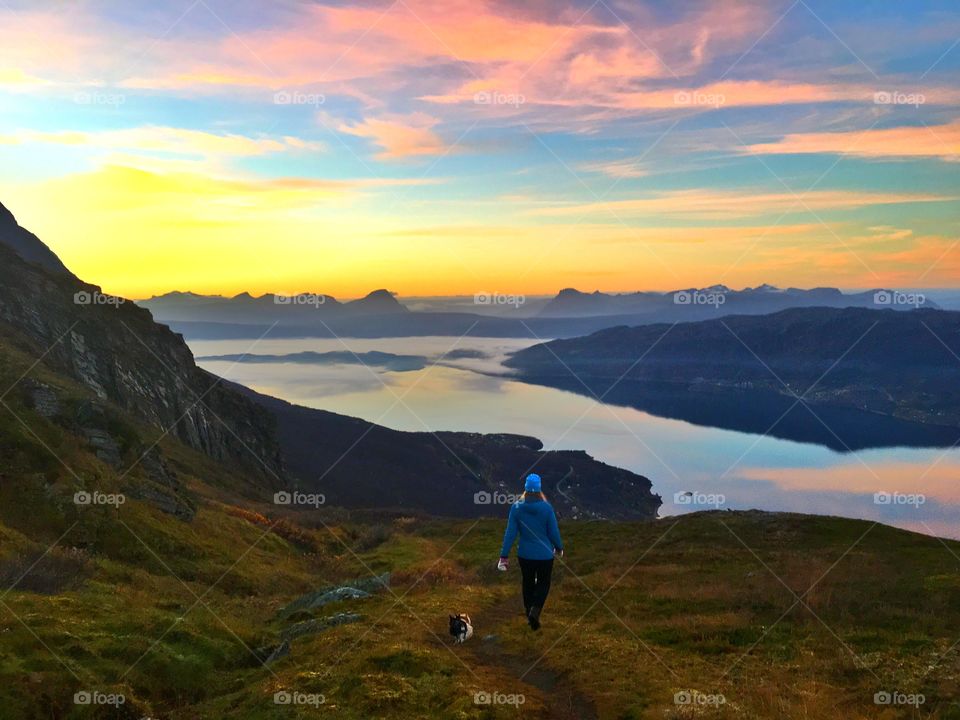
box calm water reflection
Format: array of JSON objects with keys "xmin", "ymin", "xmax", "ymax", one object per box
[{"xmin": 192, "ymin": 336, "xmax": 960, "ymax": 539}]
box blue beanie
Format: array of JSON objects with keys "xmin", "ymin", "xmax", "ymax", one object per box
[{"xmin": 524, "ymin": 473, "xmax": 542, "ymax": 492}]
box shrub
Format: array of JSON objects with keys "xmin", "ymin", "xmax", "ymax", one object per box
[
  {"xmin": 224, "ymin": 505, "xmax": 320, "ymax": 552},
  {"xmin": 353, "ymin": 523, "xmax": 393, "ymax": 552}
]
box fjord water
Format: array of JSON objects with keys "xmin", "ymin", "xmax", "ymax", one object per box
[{"xmin": 193, "ymin": 336, "xmax": 959, "ymax": 539}]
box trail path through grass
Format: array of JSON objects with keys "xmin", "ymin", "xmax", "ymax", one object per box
[{"xmin": 462, "ymin": 592, "xmax": 598, "ymax": 719}]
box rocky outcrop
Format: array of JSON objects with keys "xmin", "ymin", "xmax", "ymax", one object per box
[
  {"xmin": 22, "ymin": 379, "xmax": 61, "ymax": 419},
  {"xmin": 260, "ymin": 577, "xmax": 382, "ymax": 665},
  {"xmin": 16, "ymin": 380, "xmax": 198, "ymax": 520},
  {"xmin": 278, "ymin": 573, "xmax": 390, "ymax": 619}
]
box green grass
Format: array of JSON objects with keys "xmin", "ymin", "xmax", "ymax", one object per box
[{"xmin": 5, "ymin": 506, "xmax": 959, "ymax": 719}]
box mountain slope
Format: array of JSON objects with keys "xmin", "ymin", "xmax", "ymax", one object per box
[
  {"xmin": 505, "ymin": 306, "xmax": 960, "ymax": 438},
  {"xmin": 238, "ymin": 384, "xmax": 659, "ymax": 519},
  {"xmin": 0, "ymin": 201, "xmax": 75, "ymax": 277}
]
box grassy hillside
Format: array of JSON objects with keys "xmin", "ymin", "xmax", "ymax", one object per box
[
  {"xmin": 4, "ymin": 506, "xmax": 960, "ymax": 718},
  {"xmin": 1, "ymin": 318, "xmax": 958, "ymax": 719}
]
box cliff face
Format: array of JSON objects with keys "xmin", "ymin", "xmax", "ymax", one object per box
[{"xmin": 0, "ymin": 203, "xmax": 284, "ymax": 484}]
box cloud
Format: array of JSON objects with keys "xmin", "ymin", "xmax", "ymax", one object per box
[
  {"xmin": 525, "ymin": 188, "xmax": 956, "ymax": 220},
  {"xmin": 578, "ymin": 159, "xmax": 649, "ymax": 179},
  {"xmin": 0, "ymin": 126, "xmax": 325, "ymax": 158},
  {"xmin": 0, "ymin": 2, "xmax": 789, "ymax": 113},
  {"xmin": 746, "ymin": 119, "xmax": 960, "ymax": 160},
  {"xmin": 0, "ymin": 68, "xmax": 52, "ymax": 90},
  {"xmin": 338, "ymin": 113, "xmax": 449, "ymax": 160}
]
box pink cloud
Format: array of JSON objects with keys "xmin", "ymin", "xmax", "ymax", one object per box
[
  {"xmin": 3, "ymin": 1, "xmax": 779, "ymax": 108},
  {"xmin": 6, "ymin": 1, "xmax": 958, "ymax": 153},
  {"xmin": 338, "ymin": 112, "xmax": 448, "ymax": 160},
  {"xmin": 747, "ymin": 119, "xmax": 960, "ymax": 160}
]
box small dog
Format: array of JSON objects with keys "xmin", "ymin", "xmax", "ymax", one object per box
[{"xmin": 449, "ymin": 613, "xmax": 474, "ymax": 644}]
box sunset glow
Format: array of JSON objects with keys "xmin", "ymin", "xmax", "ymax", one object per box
[{"xmin": 0, "ymin": 0, "xmax": 957, "ymax": 298}]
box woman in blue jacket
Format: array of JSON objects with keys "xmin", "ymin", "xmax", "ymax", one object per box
[{"xmin": 498, "ymin": 473, "xmax": 564, "ymax": 630}]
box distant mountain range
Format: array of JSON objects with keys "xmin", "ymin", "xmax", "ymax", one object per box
[
  {"xmin": 536, "ymin": 285, "xmax": 938, "ymax": 318},
  {"xmin": 0, "ymin": 201, "xmax": 659, "ymax": 519},
  {"xmin": 505, "ymin": 306, "xmax": 960, "ymax": 450},
  {"xmin": 140, "ymin": 288, "xmax": 407, "ymax": 324},
  {"xmin": 139, "ymin": 283, "xmax": 937, "ymax": 340}
]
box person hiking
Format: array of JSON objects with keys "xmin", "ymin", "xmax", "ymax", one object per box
[{"xmin": 497, "ymin": 473, "xmax": 564, "ymax": 630}]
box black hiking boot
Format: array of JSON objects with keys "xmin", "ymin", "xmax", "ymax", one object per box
[{"xmin": 527, "ymin": 605, "xmax": 541, "ymax": 631}]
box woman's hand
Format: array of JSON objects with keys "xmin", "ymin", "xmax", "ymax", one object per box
[
  {"xmin": 554, "ymin": 548, "xmax": 564, "ymax": 558},
  {"xmin": 497, "ymin": 557, "xmax": 509, "ymax": 571}
]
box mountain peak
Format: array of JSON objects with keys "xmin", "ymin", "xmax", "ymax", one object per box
[
  {"xmin": 346, "ymin": 288, "xmax": 407, "ymax": 313},
  {"xmin": 0, "ymin": 201, "xmax": 74, "ymax": 277},
  {"xmin": 0, "ymin": 201, "xmax": 17, "ymax": 228},
  {"xmin": 365, "ymin": 288, "xmax": 395, "ymax": 300}
]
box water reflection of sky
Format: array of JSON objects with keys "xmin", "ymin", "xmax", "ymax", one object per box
[{"xmin": 192, "ymin": 336, "xmax": 960, "ymax": 539}]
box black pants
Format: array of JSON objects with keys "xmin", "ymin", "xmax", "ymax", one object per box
[{"xmin": 518, "ymin": 557, "xmax": 553, "ymax": 612}]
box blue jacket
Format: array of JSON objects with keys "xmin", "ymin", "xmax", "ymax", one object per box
[{"xmin": 500, "ymin": 497, "xmax": 563, "ymax": 561}]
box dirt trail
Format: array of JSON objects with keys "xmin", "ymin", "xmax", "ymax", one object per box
[{"xmin": 457, "ymin": 594, "xmax": 598, "ymax": 720}]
